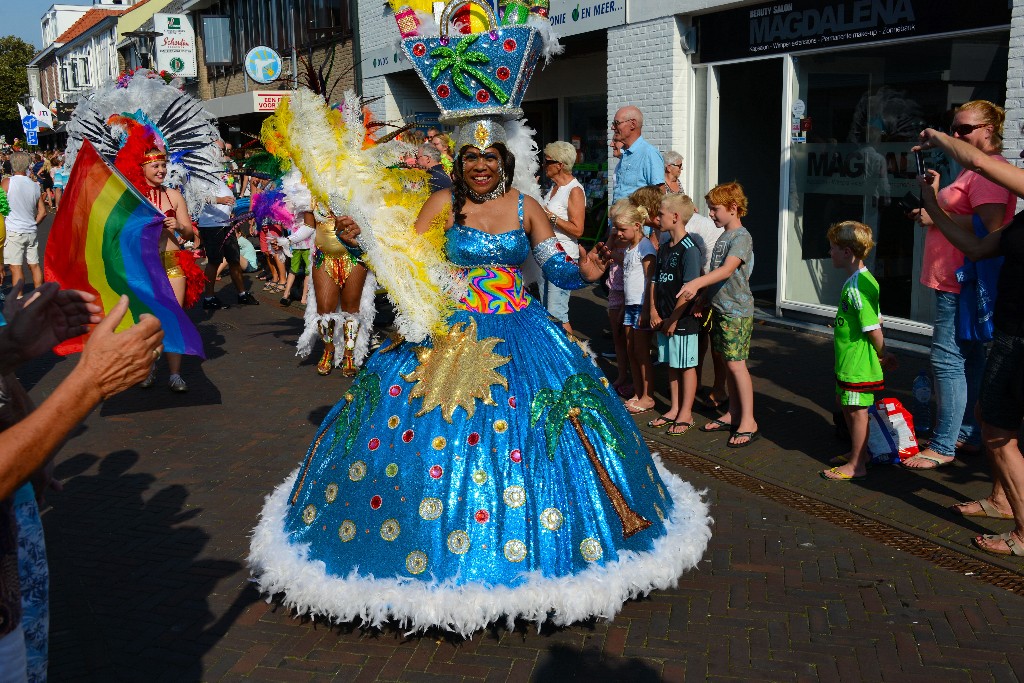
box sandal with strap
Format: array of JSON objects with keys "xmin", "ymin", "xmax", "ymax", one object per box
[
  {"xmin": 972, "ymin": 532, "xmax": 1024, "ymax": 557},
  {"xmin": 700, "ymin": 418, "xmax": 734, "ymax": 433},
  {"xmin": 667, "ymin": 420, "xmax": 694, "ymax": 436},
  {"xmin": 951, "ymin": 499, "xmax": 1014, "ymax": 520}
]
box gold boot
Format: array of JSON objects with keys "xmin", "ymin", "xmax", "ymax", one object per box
[
  {"xmin": 317, "ymin": 321, "xmax": 335, "ymax": 376},
  {"xmin": 339, "ymin": 318, "xmax": 359, "ymax": 377}
]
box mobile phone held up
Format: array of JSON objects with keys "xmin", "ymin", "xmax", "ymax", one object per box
[{"xmin": 914, "ymin": 150, "xmax": 926, "ymax": 177}]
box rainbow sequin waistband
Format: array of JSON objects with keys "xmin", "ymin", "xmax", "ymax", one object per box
[{"xmin": 459, "ymin": 267, "xmax": 530, "ymax": 314}]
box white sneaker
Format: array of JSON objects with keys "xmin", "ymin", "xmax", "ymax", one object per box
[{"xmin": 168, "ymin": 375, "xmax": 188, "ymax": 393}]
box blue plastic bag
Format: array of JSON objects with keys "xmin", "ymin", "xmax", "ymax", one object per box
[{"xmin": 955, "ymin": 214, "xmax": 1003, "ymax": 342}]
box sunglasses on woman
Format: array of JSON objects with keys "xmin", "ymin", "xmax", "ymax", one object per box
[{"xmin": 949, "ymin": 122, "xmax": 988, "ymax": 136}]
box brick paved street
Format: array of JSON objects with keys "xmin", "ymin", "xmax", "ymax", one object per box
[{"xmin": 12, "ymin": 221, "xmax": 1024, "ymax": 680}]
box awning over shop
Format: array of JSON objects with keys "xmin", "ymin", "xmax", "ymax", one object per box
[{"xmin": 203, "ymin": 90, "xmax": 292, "ymax": 119}]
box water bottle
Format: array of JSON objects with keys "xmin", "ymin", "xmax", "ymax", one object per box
[{"xmin": 912, "ymin": 370, "xmax": 932, "ymax": 437}]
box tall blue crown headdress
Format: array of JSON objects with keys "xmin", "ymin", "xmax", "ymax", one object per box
[{"xmin": 398, "ymin": 1, "xmax": 555, "ymax": 151}]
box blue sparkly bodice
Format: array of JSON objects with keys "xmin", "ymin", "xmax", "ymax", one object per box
[{"xmin": 445, "ymin": 224, "xmax": 530, "ymax": 267}]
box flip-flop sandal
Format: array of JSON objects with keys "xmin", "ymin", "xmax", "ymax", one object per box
[
  {"xmin": 820, "ymin": 467, "xmax": 867, "ymax": 481},
  {"xmin": 901, "ymin": 453, "xmax": 954, "ymax": 469},
  {"xmin": 951, "ymin": 499, "xmax": 1014, "ymax": 520},
  {"xmin": 667, "ymin": 420, "xmax": 694, "ymax": 436},
  {"xmin": 700, "ymin": 418, "xmax": 735, "ymax": 433},
  {"xmin": 727, "ymin": 430, "xmax": 759, "ymax": 448},
  {"xmin": 647, "ymin": 417, "xmax": 675, "ymax": 428},
  {"xmin": 972, "ymin": 533, "xmax": 1024, "ymax": 557},
  {"xmin": 625, "ymin": 400, "xmax": 653, "ymax": 415}
]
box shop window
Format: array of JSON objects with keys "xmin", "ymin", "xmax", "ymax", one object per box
[{"xmin": 784, "ymin": 32, "xmax": 1009, "ymax": 326}]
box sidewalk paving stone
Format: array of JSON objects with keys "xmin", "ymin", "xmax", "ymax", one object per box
[{"xmin": 12, "ymin": 225, "xmax": 1024, "ymax": 678}]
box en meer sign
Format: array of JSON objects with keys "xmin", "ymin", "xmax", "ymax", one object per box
[
  {"xmin": 695, "ymin": 0, "xmax": 1010, "ymax": 63},
  {"xmin": 153, "ymin": 13, "xmax": 198, "ymax": 78}
]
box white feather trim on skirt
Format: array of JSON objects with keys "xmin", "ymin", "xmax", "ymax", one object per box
[{"xmin": 248, "ymin": 454, "xmax": 711, "ymax": 637}]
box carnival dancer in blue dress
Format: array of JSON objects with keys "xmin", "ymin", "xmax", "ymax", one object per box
[{"xmin": 248, "ymin": 1, "xmax": 711, "ymax": 636}]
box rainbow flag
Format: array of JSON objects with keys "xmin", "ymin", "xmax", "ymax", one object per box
[{"xmin": 44, "ymin": 138, "xmax": 205, "ymax": 357}]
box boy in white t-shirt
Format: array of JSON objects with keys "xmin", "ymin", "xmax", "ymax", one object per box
[{"xmin": 610, "ymin": 198, "xmax": 657, "ymax": 414}]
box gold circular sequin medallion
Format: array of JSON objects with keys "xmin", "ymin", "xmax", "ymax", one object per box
[
  {"xmin": 580, "ymin": 537, "xmax": 603, "ymax": 562},
  {"xmin": 406, "ymin": 550, "xmax": 428, "ymax": 575},
  {"xmin": 380, "ymin": 518, "xmax": 401, "ymax": 541},
  {"xmin": 503, "ymin": 485, "xmax": 526, "ymax": 508},
  {"xmin": 338, "ymin": 519, "xmax": 356, "ymax": 542},
  {"xmin": 447, "ymin": 530, "xmax": 470, "ymax": 554},
  {"xmin": 432, "ymin": 436, "xmax": 447, "ymax": 450},
  {"xmin": 387, "ymin": 415, "xmax": 400, "ymax": 429},
  {"xmin": 503, "ymin": 539, "xmax": 527, "ymax": 562},
  {"xmin": 419, "ymin": 497, "xmax": 443, "ymax": 520},
  {"xmin": 493, "ymin": 419, "xmax": 508, "ymax": 433},
  {"xmin": 325, "ymin": 483, "xmax": 338, "ymax": 503},
  {"xmin": 385, "ymin": 463, "xmax": 399, "ymax": 477},
  {"xmin": 472, "ymin": 470, "xmax": 488, "ymax": 485},
  {"xmin": 348, "ymin": 460, "xmax": 367, "ymax": 482},
  {"xmin": 302, "ymin": 504, "xmax": 317, "ymax": 525},
  {"xmin": 540, "ymin": 507, "xmax": 563, "ymax": 531}
]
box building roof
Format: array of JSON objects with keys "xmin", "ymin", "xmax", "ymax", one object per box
[{"xmin": 55, "ymin": 7, "xmax": 126, "ymax": 44}]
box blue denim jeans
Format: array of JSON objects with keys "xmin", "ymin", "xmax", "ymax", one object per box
[
  {"xmin": 537, "ymin": 274, "xmax": 572, "ymax": 324},
  {"xmin": 929, "ymin": 290, "xmax": 987, "ymax": 456}
]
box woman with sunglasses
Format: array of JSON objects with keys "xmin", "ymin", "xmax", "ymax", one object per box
[
  {"xmin": 914, "ymin": 127, "xmax": 1024, "ymax": 556},
  {"xmin": 663, "ymin": 151, "xmax": 684, "ymax": 194},
  {"xmin": 540, "ymin": 141, "xmax": 586, "ymax": 334},
  {"xmin": 903, "ymin": 100, "xmax": 1016, "ymax": 470}
]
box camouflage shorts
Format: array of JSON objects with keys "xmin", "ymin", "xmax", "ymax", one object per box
[{"xmin": 710, "ymin": 311, "xmax": 753, "ymax": 361}]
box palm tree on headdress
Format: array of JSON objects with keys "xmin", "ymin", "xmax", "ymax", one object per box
[
  {"xmin": 290, "ymin": 371, "xmax": 381, "ymax": 504},
  {"xmin": 430, "ymin": 35, "xmax": 510, "ymax": 104},
  {"xmin": 530, "ymin": 373, "xmax": 652, "ymax": 538}
]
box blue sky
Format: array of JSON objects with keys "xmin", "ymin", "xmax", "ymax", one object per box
[{"xmin": 11, "ymin": 0, "xmax": 93, "ymax": 51}]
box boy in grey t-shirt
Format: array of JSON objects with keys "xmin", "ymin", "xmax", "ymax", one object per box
[{"xmin": 677, "ymin": 182, "xmax": 758, "ymax": 448}]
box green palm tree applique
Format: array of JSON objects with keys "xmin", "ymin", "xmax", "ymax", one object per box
[
  {"xmin": 531, "ymin": 373, "xmax": 653, "ymax": 538},
  {"xmin": 430, "ymin": 35, "xmax": 510, "ymax": 104}
]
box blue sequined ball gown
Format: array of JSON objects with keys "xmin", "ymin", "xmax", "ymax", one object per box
[{"xmin": 250, "ymin": 201, "xmax": 712, "ymax": 635}]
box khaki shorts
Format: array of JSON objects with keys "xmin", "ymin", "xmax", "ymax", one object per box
[
  {"xmin": 3, "ymin": 231, "xmax": 38, "ymax": 265},
  {"xmin": 710, "ymin": 311, "xmax": 753, "ymax": 361}
]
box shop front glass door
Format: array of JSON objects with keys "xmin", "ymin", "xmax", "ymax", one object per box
[{"xmin": 785, "ymin": 33, "xmax": 1008, "ymax": 325}]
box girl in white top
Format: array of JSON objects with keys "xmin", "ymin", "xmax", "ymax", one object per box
[
  {"xmin": 539, "ymin": 141, "xmax": 586, "ymax": 333},
  {"xmin": 611, "ymin": 198, "xmax": 657, "ymax": 414}
]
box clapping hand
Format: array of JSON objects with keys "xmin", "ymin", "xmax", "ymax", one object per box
[
  {"xmin": 3, "ymin": 282, "xmax": 103, "ymax": 365},
  {"xmin": 76, "ymin": 295, "xmax": 164, "ymax": 401}
]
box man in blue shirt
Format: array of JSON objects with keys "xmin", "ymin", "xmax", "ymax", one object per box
[{"xmin": 611, "ymin": 106, "xmax": 664, "ymax": 202}]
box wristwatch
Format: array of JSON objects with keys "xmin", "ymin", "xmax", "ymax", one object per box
[{"xmin": 548, "ymin": 213, "xmax": 558, "ymax": 227}]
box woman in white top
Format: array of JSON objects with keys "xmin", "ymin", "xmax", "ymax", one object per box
[{"xmin": 540, "ymin": 141, "xmax": 586, "ymax": 333}]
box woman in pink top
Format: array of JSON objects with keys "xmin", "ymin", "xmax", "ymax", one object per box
[{"xmin": 905, "ymin": 100, "xmax": 1016, "ymax": 470}]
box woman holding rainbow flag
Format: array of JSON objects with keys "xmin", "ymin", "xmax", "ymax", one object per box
[{"xmin": 111, "ymin": 120, "xmax": 204, "ymax": 392}]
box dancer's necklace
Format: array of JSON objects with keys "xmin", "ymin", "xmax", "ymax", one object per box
[{"xmin": 467, "ymin": 186, "xmax": 505, "ymax": 202}]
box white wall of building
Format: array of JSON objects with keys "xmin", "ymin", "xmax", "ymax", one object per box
[
  {"xmin": 1005, "ymin": 0, "xmax": 1024, "ymax": 171},
  {"xmin": 41, "ymin": 5, "xmax": 91, "ymax": 48},
  {"xmin": 606, "ymin": 15, "xmax": 689, "ymax": 164},
  {"xmin": 57, "ymin": 25, "xmax": 121, "ymax": 103}
]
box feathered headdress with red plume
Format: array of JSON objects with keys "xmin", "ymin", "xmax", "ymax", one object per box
[{"xmin": 108, "ymin": 114, "xmax": 165, "ymax": 196}]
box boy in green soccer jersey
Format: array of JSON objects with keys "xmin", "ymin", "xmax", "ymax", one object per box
[{"xmin": 821, "ymin": 221, "xmax": 898, "ymax": 481}]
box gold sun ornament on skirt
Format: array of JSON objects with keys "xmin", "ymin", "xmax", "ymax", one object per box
[{"xmin": 401, "ymin": 319, "xmax": 510, "ymax": 423}]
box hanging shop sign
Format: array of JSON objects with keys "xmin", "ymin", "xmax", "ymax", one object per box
[
  {"xmin": 245, "ymin": 47, "xmax": 283, "ymax": 85},
  {"xmin": 695, "ymin": 0, "xmax": 1011, "ymax": 63},
  {"xmin": 154, "ymin": 13, "xmax": 198, "ymax": 77}
]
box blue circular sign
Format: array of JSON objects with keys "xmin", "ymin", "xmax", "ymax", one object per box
[{"xmin": 245, "ymin": 46, "xmax": 282, "ymax": 84}]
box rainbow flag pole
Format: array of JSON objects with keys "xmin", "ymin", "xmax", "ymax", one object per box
[{"xmin": 44, "ymin": 138, "xmax": 205, "ymax": 358}]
